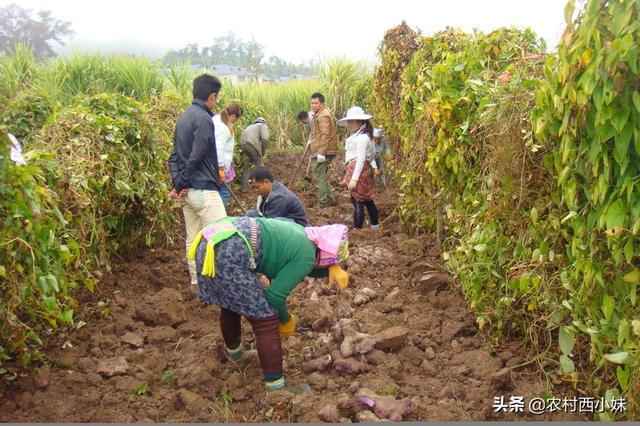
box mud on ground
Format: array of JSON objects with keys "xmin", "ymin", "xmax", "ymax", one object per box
[{"xmin": 0, "ymin": 152, "xmax": 582, "ymax": 422}]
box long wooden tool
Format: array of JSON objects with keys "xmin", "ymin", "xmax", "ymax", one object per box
[
  {"xmin": 305, "ymin": 155, "xmax": 313, "ymax": 181},
  {"xmin": 288, "ymin": 143, "xmax": 311, "ymax": 187},
  {"xmin": 224, "ymin": 182, "xmax": 247, "ymax": 214}
]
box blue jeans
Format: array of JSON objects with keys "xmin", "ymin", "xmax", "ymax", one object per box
[{"xmin": 219, "ymin": 184, "xmax": 230, "ymax": 207}]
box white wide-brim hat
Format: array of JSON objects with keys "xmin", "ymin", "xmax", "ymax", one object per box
[{"xmin": 337, "ymin": 106, "xmax": 373, "ymax": 126}]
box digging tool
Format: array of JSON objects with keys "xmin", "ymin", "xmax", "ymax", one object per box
[
  {"xmin": 304, "ymin": 155, "xmax": 313, "ymax": 181},
  {"xmin": 223, "ymin": 182, "xmax": 247, "ymax": 214},
  {"xmin": 288, "ymin": 142, "xmax": 311, "ymax": 187}
]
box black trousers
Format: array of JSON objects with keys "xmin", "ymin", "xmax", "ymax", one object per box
[{"xmin": 351, "ymin": 196, "xmax": 379, "ymax": 228}]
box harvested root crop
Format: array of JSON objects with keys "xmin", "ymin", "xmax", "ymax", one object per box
[{"xmin": 302, "ymin": 354, "xmax": 333, "ymax": 373}]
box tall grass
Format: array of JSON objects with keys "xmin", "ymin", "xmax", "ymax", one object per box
[
  {"xmin": 319, "ymin": 57, "xmax": 371, "ymax": 119},
  {"xmin": 109, "ymin": 56, "xmax": 164, "ymax": 100},
  {"xmin": 221, "ymin": 79, "xmax": 320, "ymax": 149},
  {"xmin": 165, "ymin": 60, "xmax": 193, "ymax": 93},
  {"xmin": 0, "ymin": 44, "xmax": 39, "ymax": 108},
  {"xmin": 0, "ymin": 50, "xmax": 371, "ymax": 149}
]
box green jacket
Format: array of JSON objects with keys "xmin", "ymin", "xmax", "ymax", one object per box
[{"xmin": 255, "ymin": 218, "xmax": 327, "ymax": 322}]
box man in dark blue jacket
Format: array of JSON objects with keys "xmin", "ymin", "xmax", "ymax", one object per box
[
  {"xmin": 247, "ymin": 166, "xmax": 309, "ymax": 227},
  {"xmin": 168, "ymin": 74, "xmax": 227, "ymax": 289}
]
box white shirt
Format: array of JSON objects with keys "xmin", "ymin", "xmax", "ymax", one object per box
[
  {"xmin": 344, "ymin": 127, "xmax": 377, "ymax": 181},
  {"xmin": 212, "ymin": 114, "xmax": 235, "ymax": 171},
  {"xmin": 9, "ymin": 133, "xmax": 26, "ymax": 166}
]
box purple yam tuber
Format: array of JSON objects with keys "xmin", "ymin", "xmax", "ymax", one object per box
[
  {"xmin": 302, "ymin": 354, "xmax": 333, "ymax": 373},
  {"xmin": 357, "ymin": 410, "xmax": 385, "ymax": 422},
  {"xmin": 336, "ymin": 395, "xmax": 359, "ymax": 416},
  {"xmin": 318, "ymin": 404, "xmax": 341, "ymax": 423},
  {"xmin": 372, "ymin": 396, "xmax": 412, "ymax": 421},
  {"xmin": 352, "ymin": 333, "xmax": 376, "ymax": 354},
  {"xmin": 356, "ymin": 388, "xmax": 412, "ymax": 421},
  {"xmin": 312, "ymin": 316, "xmax": 330, "ymax": 331},
  {"xmin": 359, "ymin": 287, "xmax": 378, "ymax": 299},
  {"xmin": 333, "ymin": 358, "xmax": 369, "ymax": 375},
  {"xmin": 353, "ymin": 294, "xmax": 369, "ymax": 306},
  {"xmin": 340, "ymin": 332, "xmax": 376, "ymax": 357},
  {"xmin": 357, "ymin": 395, "xmax": 376, "ymax": 408},
  {"xmin": 340, "ymin": 335, "xmax": 355, "ymax": 358},
  {"xmin": 316, "ymin": 334, "xmax": 336, "ymax": 354}
]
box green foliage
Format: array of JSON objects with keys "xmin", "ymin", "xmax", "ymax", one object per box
[
  {"xmin": 373, "ymin": 2, "xmax": 640, "ymax": 415},
  {"xmin": 165, "ymin": 60, "xmax": 192, "ymax": 94},
  {"xmin": 532, "ymin": 0, "xmax": 640, "ymax": 408},
  {"xmin": 21, "ymin": 53, "xmax": 163, "ymax": 106},
  {"xmin": 45, "ymin": 53, "xmax": 112, "ymax": 103},
  {"xmin": 0, "ymin": 44, "xmax": 38, "ymax": 109},
  {"xmin": 108, "ymin": 56, "xmax": 164, "ymax": 100},
  {"xmin": 35, "ymin": 93, "xmax": 176, "ymax": 266},
  {"xmin": 0, "ymin": 92, "xmax": 180, "ymax": 379},
  {"xmin": 319, "ymin": 58, "xmax": 368, "ymax": 120},
  {"xmin": 0, "ymin": 90, "xmax": 53, "ymax": 142},
  {"xmin": 133, "ymin": 381, "xmax": 149, "ymax": 395},
  {"xmin": 0, "ymin": 131, "xmax": 75, "ymax": 380}
]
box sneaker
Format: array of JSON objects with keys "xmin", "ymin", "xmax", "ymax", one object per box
[
  {"xmin": 282, "ymin": 383, "xmax": 311, "ymax": 395},
  {"xmin": 265, "ymin": 380, "xmax": 310, "ymax": 395},
  {"xmin": 371, "ymin": 224, "xmax": 381, "ymax": 230},
  {"xmin": 227, "ymin": 348, "xmax": 259, "ymax": 367}
]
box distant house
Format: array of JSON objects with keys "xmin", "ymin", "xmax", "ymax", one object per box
[
  {"xmin": 260, "ymin": 74, "xmax": 315, "ymax": 85},
  {"xmin": 210, "ymin": 64, "xmax": 255, "ymax": 83}
]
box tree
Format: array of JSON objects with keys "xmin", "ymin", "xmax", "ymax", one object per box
[
  {"xmin": 163, "ymin": 32, "xmax": 317, "ymax": 78},
  {"xmin": 0, "ymin": 3, "xmax": 73, "ymax": 58},
  {"xmin": 243, "ymin": 37, "xmax": 264, "ymax": 81}
]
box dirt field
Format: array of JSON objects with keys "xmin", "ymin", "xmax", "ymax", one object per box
[{"xmin": 0, "ymin": 152, "xmax": 582, "ymax": 422}]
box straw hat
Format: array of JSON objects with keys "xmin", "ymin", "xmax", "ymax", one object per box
[{"xmin": 337, "ymin": 106, "xmax": 372, "ymax": 126}]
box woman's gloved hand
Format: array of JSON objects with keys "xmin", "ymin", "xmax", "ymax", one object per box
[
  {"xmin": 328, "ymin": 264, "xmax": 349, "ymax": 292},
  {"xmin": 279, "ymin": 314, "xmax": 297, "ymax": 338},
  {"xmin": 348, "ymin": 180, "xmax": 358, "ymax": 191}
]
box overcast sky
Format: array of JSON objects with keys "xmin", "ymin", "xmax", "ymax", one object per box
[{"xmin": 7, "ymin": 0, "xmax": 568, "ymax": 62}]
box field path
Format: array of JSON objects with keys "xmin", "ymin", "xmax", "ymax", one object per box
[{"xmin": 0, "ymin": 152, "xmax": 581, "ymax": 422}]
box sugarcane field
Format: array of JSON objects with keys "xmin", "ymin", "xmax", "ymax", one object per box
[{"xmin": 0, "ymin": 0, "xmax": 639, "ymax": 422}]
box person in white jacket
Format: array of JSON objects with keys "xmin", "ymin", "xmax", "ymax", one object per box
[
  {"xmin": 213, "ymin": 102, "xmax": 243, "ymax": 207},
  {"xmin": 338, "ymin": 106, "xmax": 380, "ymax": 229}
]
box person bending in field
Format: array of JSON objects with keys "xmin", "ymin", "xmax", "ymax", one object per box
[
  {"xmin": 168, "ymin": 74, "xmax": 227, "ymax": 291},
  {"xmin": 239, "ymin": 118, "xmax": 270, "ymax": 188},
  {"xmin": 188, "ymin": 216, "xmax": 349, "ymax": 391},
  {"xmin": 297, "ymin": 110, "xmax": 314, "ymax": 143},
  {"xmin": 246, "ymin": 166, "xmax": 309, "ymax": 227}
]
